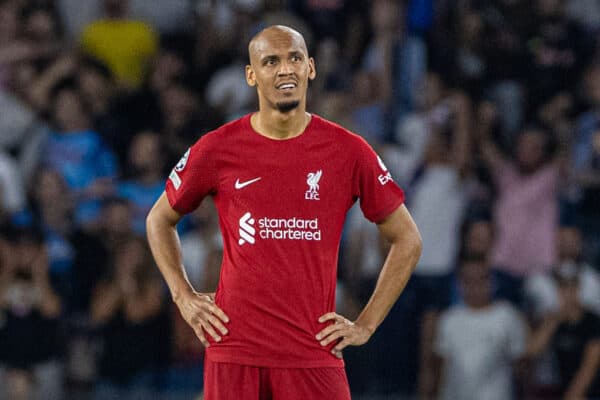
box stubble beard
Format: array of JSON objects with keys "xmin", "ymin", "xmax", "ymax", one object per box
[{"xmin": 275, "ymin": 100, "xmax": 300, "ymax": 113}]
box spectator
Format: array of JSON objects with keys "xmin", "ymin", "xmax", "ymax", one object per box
[
  {"xmin": 348, "ymin": 70, "xmax": 387, "ymax": 143},
  {"xmin": 477, "ymin": 0, "xmax": 531, "ymax": 135},
  {"xmin": 160, "ymin": 82, "xmax": 222, "ymax": 165},
  {"xmin": 385, "ymin": 72, "xmax": 450, "ymax": 185},
  {"xmin": 43, "ymin": 82, "xmax": 118, "ymax": 228},
  {"xmin": 0, "ymin": 0, "xmax": 60, "ymax": 92},
  {"xmin": 460, "ymin": 217, "xmax": 495, "ymax": 260},
  {"xmin": 526, "ymin": 266, "xmax": 600, "ymax": 399},
  {"xmin": 0, "ymin": 151, "xmax": 25, "ymax": 216},
  {"xmin": 77, "ymin": 56, "xmax": 120, "ymax": 149},
  {"xmin": 525, "ymin": 225, "xmax": 600, "ymax": 318},
  {"xmin": 79, "ymin": 0, "xmax": 158, "ymax": 88},
  {"xmin": 480, "ymin": 124, "xmax": 559, "ymax": 305},
  {"xmin": 90, "ymin": 236, "xmax": 168, "ymax": 398},
  {"xmin": 377, "ymin": 90, "xmax": 472, "ymax": 395},
  {"xmin": 431, "ymin": 254, "xmax": 527, "ymax": 400},
  {"xmin": 361, "ymin": 0, "xmax": 402, "ymax": 104},
  {"xmin": 0, "ymin": 225, "xmax": 63, "ymax": 400},
  {"xmin": 95, "ymin": 198, "xmax": 136, "ymax": 254},
  {"xmin": 28, "ymin": 169, "xmax": 108, "ymax": 312},
  {"xmin": 526, "ymin": 0, "xmax": 593, "ymax": 111},
  {"xmin": 117, "ymin": 131, "xmax": 166, "ymax": 235},
  {"xmin": 570, "ymin": 65, "xmax": 600, "ymax": 260}
]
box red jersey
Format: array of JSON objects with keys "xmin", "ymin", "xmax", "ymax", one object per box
[{"xmin": 165, "ymin": 114, "xmax": 404, "ymax": 368}]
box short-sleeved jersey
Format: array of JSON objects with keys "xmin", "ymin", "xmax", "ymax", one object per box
[{"xmin": 165, "ymin": 114, "xmax": 404, "ymax": 368}]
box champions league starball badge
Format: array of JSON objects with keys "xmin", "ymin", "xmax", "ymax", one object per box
[{"xmin": 175, "ymin": 148, "xmax": 191, "ymax": 172}]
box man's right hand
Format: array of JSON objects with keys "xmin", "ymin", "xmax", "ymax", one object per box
[{"xmin": 174, "ymin": 290, "xmax": 229, "ymax": 347}]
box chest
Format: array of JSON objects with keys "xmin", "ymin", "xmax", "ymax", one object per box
[{"xmin": 213, "ymin": 142, "xmax": 355, "ymax": 217}]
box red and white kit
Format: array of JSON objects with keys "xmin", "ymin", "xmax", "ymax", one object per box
[{"xmin": 166, "ymin": 113, "xmax": 404, "ymax": 369}]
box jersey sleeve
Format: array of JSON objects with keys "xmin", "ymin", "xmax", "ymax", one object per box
[
  {"xmin": 165, "ymin": 137, "xmax": 217, "ymax": 215},
  {"xmin": 353, "ymin": 139, "xmax": 405, "ymax": 223}
]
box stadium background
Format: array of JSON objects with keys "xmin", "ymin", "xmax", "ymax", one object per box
[{"xmin": 0, "ymin": 0, "xmax": 599, "ymax": 399}]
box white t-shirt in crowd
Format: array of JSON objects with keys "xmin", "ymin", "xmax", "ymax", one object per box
[
  {"xmin": 408, "ymin": 166, "xmax": 467, "ymax": 276},
  {"xmin": 525, "ymin": 263, "xmax": 600, "ymax": 318},
  {"xmin": 0, "ymin": 152, "xmax": 25, "ymax": 213},
  {"xmin": 435, "ymin": 301, "xmax": 526, "ymax": 400}
]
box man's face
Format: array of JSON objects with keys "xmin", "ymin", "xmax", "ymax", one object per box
[
  {"xmin": 246, "ymin": 28, "xmax": 316, "ymax": 113},
  {"xmin": 460, "ymin": 261, "xmax": 492, "ymax": 308}
]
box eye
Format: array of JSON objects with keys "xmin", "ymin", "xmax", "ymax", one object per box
[
  {"xmin": 291, "ymin": 55, "xmax": 302, "ymax": 62},
  {"xmin": 264, "ymin": 58, "xmax": 277, "ymax": 66}
]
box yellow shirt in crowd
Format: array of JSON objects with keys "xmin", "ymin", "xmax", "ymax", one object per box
[{"xmin": 80, "ymin": 19, "xmax": 158, "ymax": 88}]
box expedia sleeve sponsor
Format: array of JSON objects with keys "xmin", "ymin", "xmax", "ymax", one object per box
[{"xmin": 354, "ymin": 139, "xmax": 405, "ymax": 223}]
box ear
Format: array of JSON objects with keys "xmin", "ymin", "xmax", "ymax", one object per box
[
  {"xmin": 246, "ymin": 65, "xmax": 256, "ymax": 87},
  {"xmin": 308, "ymin": 57, "xmax": 316, "ymax": 81}
]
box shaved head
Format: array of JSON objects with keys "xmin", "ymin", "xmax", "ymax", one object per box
[
  {"xmin": 248, "ymin": 25, "xmax": 309, "ymax": 65},
  {"xmin": 245, "ymin": 24, "xmax": 315, "ymax": 115}
]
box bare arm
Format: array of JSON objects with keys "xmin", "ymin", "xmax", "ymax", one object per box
[
  {"xmin": 25, "ymin": 54, "xmax": 77, "ymax": 112},
  {"xmin": 354, "ymin": 204, "xmax": 422, "ymax": 332},
  {"xmin": 526, "ymin": 314, "xmax": 561, "ymax": 358},
  {"xmin": 146, "ymin": 192, "xmax": 229, "ymax": 346},
  {"xmin": 316, "ymin": 204, "xmax": 422, "ymax": 357},
  {"xmin": 146, "ymin": 193, "xmax": 194, "ymax": 299},
  {"xmin": 448, "ymin": 92, "xmax": 472, "ymax": 176},
  {"xmin": 564, "ymin": 340, "xmax": 600, "ymax": 399}
]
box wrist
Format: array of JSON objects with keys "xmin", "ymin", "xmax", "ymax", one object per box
[
  {"xmin": 354, "ymin": 317, "xmax": 377, "ymax": 336},
  {"xmin": 171, "ymin": 283, "xmax": 194, "ymax": 304}
]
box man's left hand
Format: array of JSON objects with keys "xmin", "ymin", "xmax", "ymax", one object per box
[{"xmin": 315, "ymin": 312, "xmax": 373, "ymax": 358}]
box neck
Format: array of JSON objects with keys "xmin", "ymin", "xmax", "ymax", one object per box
[{"xmin": 251, "ymin": 106, "xmax": 311, "ymax": 140}]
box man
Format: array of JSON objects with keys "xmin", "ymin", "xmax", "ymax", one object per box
[
  {"xmin": 432, "ymin": 255, "xmax": 527, "ymax": 400},
  {"xmin": 146, "ymin": 25, "xmax": 422, "ymax": 399},
  {"xmin": 526, "ymin": 265, "xmax": 600, "ymax": 399}
]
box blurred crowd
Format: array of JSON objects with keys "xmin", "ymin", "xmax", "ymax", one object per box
[{"xmin": 0, "ymin": 0, "xmax": 599, "ymax": 399}]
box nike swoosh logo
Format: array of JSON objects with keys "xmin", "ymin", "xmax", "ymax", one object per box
[{"xmin": 235, "ymin": 177, "xmax": 262, "ymax": 189}]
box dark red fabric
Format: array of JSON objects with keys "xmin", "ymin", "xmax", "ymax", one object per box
[{"xmin": 203, "ymin": 360, "xmax": 351, "ymax": 400}]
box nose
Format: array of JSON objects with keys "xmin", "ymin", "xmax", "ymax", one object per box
[{"xmin": 278, "ymin": 60, "xmax": 294, "ymax": 76}]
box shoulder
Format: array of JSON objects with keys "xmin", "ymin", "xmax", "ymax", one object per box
[
  {"xmin": 440, "ymin": 305, "xmax": 467, "ymax": 325},
  {"xmin": 313, "ymin": 115, "xmax": 367, "ymax": 144},
  {"xmin": 183, "ymin": 116, "xmax": 248, "ymax": 166},
  {"xmin": 312, "ymin": 115, "xmax": 376, "ymax": 163},
  {"xmin": 191, "ymin": 115, "xmax": 248, "ymax": 148},
  {"xmin": 494, "ymin": 301, "xmax": 524, "ymax": 322}
]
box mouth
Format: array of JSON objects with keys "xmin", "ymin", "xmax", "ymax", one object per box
[{"xmin": 276, "ymin": 82, "xmax": 297, "ymax": 91}]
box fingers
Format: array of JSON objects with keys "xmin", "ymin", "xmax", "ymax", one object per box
[
  {"xmin": 180, "ymin": 293, "xmax": 231, "ymax": 347},
  {"xmin": 207, "ymin": 314, "xmax": 229, "ymax": 336},
  {"xmin": 333, "ymin": 338, "xmax": 352, "ymax": 355},
  {"xmin": 200, "ymin": 318, "xmax": 222, "ymax": 342},
  {"xmin": 315, "ymin": 322, "xmax": 342, "ymax": 341},
  {"xmin": 318, "ymin": 312, "xmax": 338, "ymax": 323},
  {"xmin": 319, "ymin": 329, "xmax": 346, "ymax": 346},
  {"xmin": 192, "ymin": 325, "xmax": 210, "ymax": 347},
  {"xmin": 316, "ymin": 313, "xmax": 371, "ymax": 358},
  {"xmin": 205, "ymin": 302, "xmax": 230, "ymax": 324}
]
